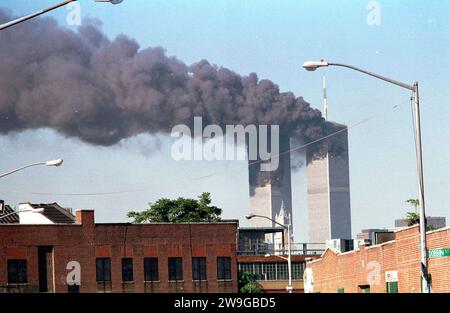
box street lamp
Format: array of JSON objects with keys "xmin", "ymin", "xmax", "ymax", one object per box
[
  {"xmin": 246, "ymin": 213, "xmax": 293, "ymax": 293},
  {"xmin": 0, "ymin": 159, "xmax": 63, "ymax": 179},
  {"xmin": 302, "ymin": 60, "xmax": 430, "ymax": 293},
  {"xmin": 0, "ymin": 0, "xmax": 123, "ymax": 31},
  {"xmin": 0, "ymin": 207, "xmax": 44, "ymax": 222}
]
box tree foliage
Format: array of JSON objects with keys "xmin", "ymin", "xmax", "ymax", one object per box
[
  {"xmin": 404, "ymin": 199, "xmax": 435, "ymax": 231},
  {"xmin": 405, "ymin": 198, "xmax": 419, "ymax": 212},
  {"xmin": 238, "ymin": 272, "xmax": 261, "ymax": 293},
  {"xmin": 405, "ymin": 211, "xmax": 420, "ymax": 227},
  {"xmin": 127, "ymin": 192, "xmax": 222, "ymax": 223}
]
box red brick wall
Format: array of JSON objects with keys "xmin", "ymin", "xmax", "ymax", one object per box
[
  {"xmin": 307, "ymin": 226, "xmax": 450, "ymax": 293},
  {"xmin": 0, "ymin": 211, "xmax": 238, "ymax": 293}
]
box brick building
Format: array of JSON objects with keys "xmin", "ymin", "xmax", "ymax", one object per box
[
  {"xmin": 305, "ymin": 225, "xmax": 450, "ymax": 293},
  {"xmin": 0, "ymin": 210, "xmax": 238, "ymax": 293}
]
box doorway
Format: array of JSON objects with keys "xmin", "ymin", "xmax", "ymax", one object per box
[{"xmin": 38, "ymin": 246, "xmax": 54, "ymax": 292}]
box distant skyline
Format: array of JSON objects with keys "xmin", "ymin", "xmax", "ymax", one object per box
[{"xmin": 0, "ymin": 0, "xmax": 449, "ymax": 241}]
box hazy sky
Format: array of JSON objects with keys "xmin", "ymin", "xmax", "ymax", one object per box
[{"xmin": 0, "ymin": 0, "xmax": 449, "ymax": 241}]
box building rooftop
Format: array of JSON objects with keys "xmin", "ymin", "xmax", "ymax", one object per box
[
  {"xmin": 238, "ymin": 227, "xmax": 285, "ymax": 234},
  {"xmin": 31, "ymin": 203, "xmax": 76, "ymax": 224},
  {"xmin": 0, "ymin": 205, "xmax": 20, "ymax": 224}
]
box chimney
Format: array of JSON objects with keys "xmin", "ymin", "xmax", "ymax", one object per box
[{"xmin": 75, "ymin": 210, "xmax": 95, "ymax": 226}]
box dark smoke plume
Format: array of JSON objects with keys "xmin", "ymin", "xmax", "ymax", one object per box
[{"xmin": 0, "ymin": 10, "xmax": 338, "ymax": 157}]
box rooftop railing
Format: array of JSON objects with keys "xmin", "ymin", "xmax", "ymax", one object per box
[{"xmin": 238, "ymin": 242, "xmax": 326, "ymax": 256}]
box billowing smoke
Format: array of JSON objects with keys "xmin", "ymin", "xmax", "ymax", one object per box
[{"xmin": 0, "ymin": 10, "xmax": 337, "ymax": 157}]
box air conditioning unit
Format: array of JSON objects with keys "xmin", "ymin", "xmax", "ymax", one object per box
[
  {"xmin": 326, "ymin": 239, "xmax": 354, "ymax": 253},
  {"xmin": 353, "ymin": 239, "xmax": 370, "ymax": 250}
]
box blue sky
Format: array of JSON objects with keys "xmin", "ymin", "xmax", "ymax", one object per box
[{"xmin": 0, "ymin": 0, "xmax": 449, "ymax": 241}]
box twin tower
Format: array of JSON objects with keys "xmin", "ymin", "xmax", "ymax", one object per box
[{"xmin": 248, "ymin": 123, "xmax": 352, "ymax": 246}]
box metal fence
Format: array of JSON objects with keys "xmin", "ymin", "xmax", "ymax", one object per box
[{"xmin": 237, "ymin": 242, "xmax": 325, "ymax": 256}]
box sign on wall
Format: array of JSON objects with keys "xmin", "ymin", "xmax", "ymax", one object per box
[{"xmin": 385, "ymin": 271, "xmax": 398, "ymax": 283}]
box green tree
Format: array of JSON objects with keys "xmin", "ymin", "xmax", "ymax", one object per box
[
  {"xmin": 127, "ymin": 192, "xmax": 222, "ymax": 223},
  {"xmin": 405, "ymin": 211, "xmax": 420, "ymax": 227},
  {"xmin": 404, "ymin": 199, "xmax": 435, "ymax": 231},
  {"xmin": 238, "ymin": 272, "xmax": 261, "ymax": 293},
  {"xmin": 405, "ymin": 198, "xmax": 419, "ymax": 213}
]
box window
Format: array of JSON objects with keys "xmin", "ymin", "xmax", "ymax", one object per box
[
  {"xmin": 8, "ymin": 259, "xmax": 27, "ymax": 284},
  {"xmin": 292, "ymin": 262, "xmax": 305, "ymax": 280},
  {"xmin": 386, "ymin": 281, "xmax": 398, "ymax": 293},
  {"xmin": 277, "ymin": 263, "xmax": 288, "ymax": 280},
  {"xmin": 192, "ymin": 257, "xmax": 207, "ymax": 281},
  {"xmin": 96, "ymin": 258, "xmax": 111, "ymax": 282},
  {"xmin": 168, "ymin": 257, "xmax": 183, "ymax": 281},
  {"xmin": 238, "ymin": 262, "xmax": 304, "ymax": 281},
  {"xmin": 262, "ymin": 263, "xmax": 276, "ymax": 280},
  {"xmin": 217, "ymin": 257, "xmax": 232, "ymax": 280},
  {"xmin": 122, "ymin": 258, "xmax": 134, "ymax": 282},
  {"xmin": 144, "ymin": 258, "xmax": 159, "ymax": 282}
]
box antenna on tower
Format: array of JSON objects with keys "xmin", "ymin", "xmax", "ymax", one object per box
[{"xmin": 323, "ymin": 74, "xmax": 328, "ymax": 120}]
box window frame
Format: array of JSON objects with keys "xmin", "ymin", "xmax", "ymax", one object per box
[
  {"xmin": 217, "ymin": 257, "xmax": 232, "ymax": 281},
  {"xmin": 168, "ymin": 257, "xmax": 183, "ymax": 282},
  {"xmin": 192, "ymin": 257, "xmax": 207, "ymax": 281},
  {"xmin": 7, "ymin": 259, "xmax": 28, "ymax": 285},
  {"xmin": 96, "ymin": 258, "xmax": 112, "ymax": 282},
  {"xmin": 144, "ymin": 257, "xmax": 159, "ymax": 282},
  {"xmin": 121, "ymin": 258, "xmax": 134, "ymax": 282}
]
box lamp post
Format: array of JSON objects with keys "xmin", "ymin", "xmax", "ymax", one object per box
[
  {"xmin": 302, "ymin": 60, "xmax": 429, "ymax": 293},
  {"xmin": 0, "ymin": 207, "xmax": 44, "ymax": 221},
  {"xmin": 0, "ymin": 0, "xmax": 123, "ymax": 31},
  {"xmin": 246, "ymin": 213, "xmax": 293, "ymax": 293},
  {"xmin": 0, "ymin": 159, "xmax": 63, "ymax": 179}
]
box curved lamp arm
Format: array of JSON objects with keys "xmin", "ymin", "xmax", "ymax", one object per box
[
  {"xmin": 245, "ymin": 213, "xmax": 287, "ymax": 229},
  {"xmin": 302, "ymin": 60, "xmax": 415, "ymax": 91},
  {"xmin": 0, "ymin": 159, "xmax": 63, "ymax": 178},
  {"xmin": 328, "ymin": 62, "xmax": 414, "ymax": 91}
]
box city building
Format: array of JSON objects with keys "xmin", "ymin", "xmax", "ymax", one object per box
[
  {"xmin": 395, "ymin": 216, "xmax": 446, "ymax": 230},
  {"xmin": 305, "ymin": 225, "xmax": 450, "ymax": 293},
  {"xmin": 237, "ymin": 227, "xmax": 324, "ymax": 293},
  {"xmin": 0, "ymin": 209, "xmax": 239, "ymax": 293},
  {"xmin": 307, "ymin": 124, "xmax": 352, "ymax": 243},
  {"xmin": 356, "ymin": 228, "xmax": 395, "ymax": 246},
  {"xmin": 325, "ymin": 239, "xmax": 354, "ymax": 253},
  {"xmin": 238, "ymin": 227, "xmax": 286, "ymax": 256},
  {"xmin": 248, "ymin": 133, "xmax": 293, "ymax": 247},
  {"xmin": 237, "ymin": 255, "xmax": 313, "ymax": 293}
]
